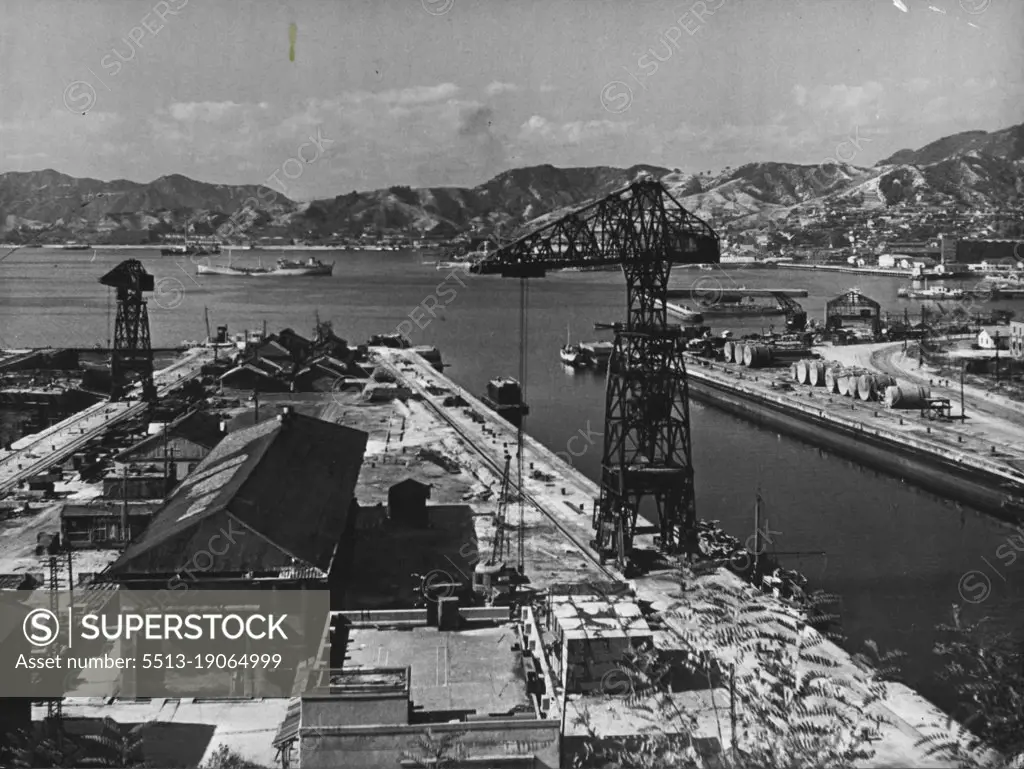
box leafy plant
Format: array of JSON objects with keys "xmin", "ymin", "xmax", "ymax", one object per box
[
  {"xmin": 1, "ymin": 729, "xmax": 85, "ymax": 768},
  {"xmin": 917, "ymin": 606, "xmax": 1024, "ymax": 769},
  {"xmin": 77, "ymin": 718, "xmax": 147, "ymax": 767},
  {"xmin": 199, "ymin": 744, "xmax": 269, "ymax": 769}
]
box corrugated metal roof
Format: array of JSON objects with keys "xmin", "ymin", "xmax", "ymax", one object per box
[
  {"xmin": 117, "ymin": 410, "xmax": 225, "ymax": 461},
  {"xmin": 104, "ymin": 412, "xmax": 367, "ymax": 578},
  {"xmin": 273, "ymin": 698, "xmax": 301, "ymax": 748}
]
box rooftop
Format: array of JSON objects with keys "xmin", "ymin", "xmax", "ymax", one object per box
[
  {"xmin": 551, "ymin": 595, "xmax": 653, "ymax": 641},
  {"xmin": 114, "ymin": 410, "xmax": 225, "ymax": 463},
  {"xmin": 341, "ymin": 623, "xmax": 530, "ymax": 718},
  {"xmin": 103, "ymin": 410, "xmax": 367, "ymax": 579}
]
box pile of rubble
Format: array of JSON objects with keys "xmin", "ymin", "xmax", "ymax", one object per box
[{"xmin": 695, "ymin": 519, "xmax": 745, "ymax": 560}]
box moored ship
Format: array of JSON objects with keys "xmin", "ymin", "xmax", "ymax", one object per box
[
  {"xmin": 896, "ymin": 284, "xmax": 965, "ymax": 300},
  {"xmin": 560, "ymin": 325, "xmax": 589, "ymax": 368},
  {"xmin": 197, "ymin": 256, "xmax": 334, "ymax": 277}
]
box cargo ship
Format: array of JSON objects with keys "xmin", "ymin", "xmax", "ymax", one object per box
[
  {"xmin": 161, "ymin": 242, "xmax": 221, "ymax": 256},
  {"xmin": 699, "ymin": 295, "xmax": 786, "ymax": 317},
  {"xmin": 197, "ymin": 256, "xmax": 334, "ymax": 277},
  {"xmin": 896, "ymin": 284, "xmax": 965, "ymax": 300}
]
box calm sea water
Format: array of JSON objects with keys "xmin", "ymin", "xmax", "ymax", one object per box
[{"xmin": 3, "ymin": 247, "xmax": 1023, "ymax": 709}]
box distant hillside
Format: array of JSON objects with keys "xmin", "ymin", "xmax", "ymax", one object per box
[
  {"xmin": 878, "ymin": 124, "xmax": 1024, "ymax": 166},
  {"xmin": 2, "ymin": 121, "xmax": 1022, "ymax": 243}
]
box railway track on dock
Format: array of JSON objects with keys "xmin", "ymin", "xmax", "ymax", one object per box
[
  {"xmin": 379, "ymin": 351, "xmax": 621, "ymax": 584},
  {"xmin": 0, "ymin": 351, "xmax": 210, "ymax": 496}
]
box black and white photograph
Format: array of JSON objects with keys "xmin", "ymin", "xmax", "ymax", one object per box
[{"xmin": 0, "ymin": 0, "xmax": 1023, "ymax": 766}]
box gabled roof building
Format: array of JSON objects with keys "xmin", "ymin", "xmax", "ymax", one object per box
[{"xmin": 101, "ymin": 408, "xmax": 367, "ymax": 596}]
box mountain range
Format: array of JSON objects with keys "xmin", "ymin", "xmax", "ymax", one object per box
[{"xmin": 2, "ymin": 122, "xmax": 1022, "ymax": 243}]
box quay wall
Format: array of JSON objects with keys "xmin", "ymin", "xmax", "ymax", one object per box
[{"xmin": 684, "ymin": 357, "xmax": 1024, "ymax": 521}]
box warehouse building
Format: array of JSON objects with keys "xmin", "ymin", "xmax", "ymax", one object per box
[{"xmin": 100, "ymin": 408, "xmax": 368, "ymax": 595}]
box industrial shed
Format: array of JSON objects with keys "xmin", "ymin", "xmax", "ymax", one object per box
[
  {"xmin": 825, "ymin": 288, "xmax": 881, "ymax": 339},
  {"xmin": 101, "ymin": 408, "xmax": 368, "ymax": 593},
  {"xmin": 114, "ymin": 410, "xmax": 226, "ymax": 480}
]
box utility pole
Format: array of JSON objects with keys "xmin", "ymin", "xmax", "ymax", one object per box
[
  {"xmin": 961, "ymin": 360, "xmax": 966, "ymax": 422},
  {"xmin": 995, "ymin": 331, "xmax": 1001, "ymax": 384}
]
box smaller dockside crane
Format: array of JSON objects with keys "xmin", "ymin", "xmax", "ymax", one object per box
[{"xmin": 473, "ymin": 455, "xmax": 527, "ymax": 604}]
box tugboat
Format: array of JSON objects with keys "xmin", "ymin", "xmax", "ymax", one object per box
[{"xmin": 560, "ymin": 325, "xmax": 589, "ymax": 368}]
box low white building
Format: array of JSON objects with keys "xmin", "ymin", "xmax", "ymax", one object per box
[{"xmin": 977, "ymin": 326, "xmax": 1011, "ymax": 351}]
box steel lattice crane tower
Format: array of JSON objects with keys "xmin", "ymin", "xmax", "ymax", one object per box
[
  {"xmin": 470, "ymin": 176, "xmax": 720, "ymax": 570},
  {"xmin": 99, "ymin": 259, "xmax": 157, "ymax": 402}
]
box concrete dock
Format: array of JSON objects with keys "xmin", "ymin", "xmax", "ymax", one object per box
[
  {"xmin": 684, "ymin": 343, "xmax": 1024, "ymax": 520},
  {"xmin": 370, "ymin": 347, "xmax": 982, "ymax": 768},
  {"xmin": 0, "ymin": 347, "xmax": 214, "ymax": 495}
]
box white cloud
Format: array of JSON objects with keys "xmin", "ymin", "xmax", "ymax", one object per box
[
  {"xmin": 519, "ymin": 116, "xmax": 633, "ymax": 144},
  {"xmin": 485, "ymin": 81, "xmax": 519, "ymax": 96},
  {"xmin": 340, "ymin": 83, "xmax": 460, "ymax": 107},
  {"xmin": 539, "ymin": 83, "xmax": 557, "ymax": 93},
  {"xmin": 904, "ymin": 77, "xmax": 931, "ymax": 94},
  {"xmin": 814, "ymin": 81, "xmax": 885, "ymax": 114},
  {"xmin": 792, "ymin": 85, "xmax": 807, "ymax": 107},
  {"xmin": 168, "ymin": 101, "xmax": 247, "ymax": 122}
]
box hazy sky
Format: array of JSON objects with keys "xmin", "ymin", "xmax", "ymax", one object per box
[{"xmin": 1, "ymin": 0, "xmax": 1021, "ymax": 199}]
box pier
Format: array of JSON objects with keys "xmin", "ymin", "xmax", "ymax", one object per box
[{"xmin": 370, "ymin": 346, "xmax": 982, "ymax": 767}]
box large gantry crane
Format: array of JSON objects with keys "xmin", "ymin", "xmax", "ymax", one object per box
[
  {"xmin": 99, "ymin": 259, "xmax": 157, "ymax": 402},
  {"xmin": 470, "ymin": 174, "xmax": 720, "ymax": 570}
]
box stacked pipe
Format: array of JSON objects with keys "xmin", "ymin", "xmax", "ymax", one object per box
[
  {"xmin": 722, "ymin": 340, "xmax": 736, "ymax": 363},
  {"xmin": 884, "ymin": 383, "xmax": 932, "ymax": 409},
  {"xmin": 855, "ymin": 373, "xmax": 897, "ymax": 402}
]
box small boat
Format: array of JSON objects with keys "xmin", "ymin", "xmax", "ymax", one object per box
[
  {"xmin": 896, "ymin": 283, "xmax": 965, "ymax": 300},
  {"xmin": 62, "ymin": 242, "xmax": 90, "ymax": 250},
  {"xmin": 560, "ymin": 325, "xmax": 589, "ymax": 368},
  {"xmin": 436, "ymin": 260, "xmax": 473, "ymax": 271},
  {"xmin": 580, "ymin": 340, "xmax": 614, "ymax": 370}
]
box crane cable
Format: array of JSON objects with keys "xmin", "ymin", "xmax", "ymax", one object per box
[{"xmin": 517, "ymin": 276, "xmax": 527, "ymax": 573}]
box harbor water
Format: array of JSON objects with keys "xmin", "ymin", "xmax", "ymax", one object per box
[{"xmin": 2, "ymin": 247, "xmax": 1023, "ymax": 711}]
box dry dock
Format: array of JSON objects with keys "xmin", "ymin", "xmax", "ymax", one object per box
[
  {"xmin": 370, "ymin": 347, "xmax": 981, "ymax": 768},
  {"xmin": 685, "ymin": 343, "xmax": 1024, "ymax": 520}
]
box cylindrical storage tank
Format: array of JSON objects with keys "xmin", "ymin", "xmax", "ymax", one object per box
[
  {"xmin": 722, "ymin": 340, "xmax": 735, "ymax": 363},
  {"xmin": 792, "ymin": 362, "xmax": 803, "ymax": 382},
  {"xmin": 734, "ymin": 343, "xmax": 749, "ymax": 366},
  {"xmin": 855, "ymin": 374, "xmax": 875, "ymax": 401},
  {"xmin": 807, "ymin": 360, "xmax": 827, "ymax": 387},
  {"xmin": 824, "ymin": 367, "xmax": 845, "ymax": 393},
  {"xmin": 795, "ymin": 360, "xmax": 810, "ymax": 384},
  {"xmin": 857, "ymin": 373, "xmax": 896, "ymax": 401},
  {"xmin": 837, "ymin": 375, "xmax": 855, "ymax": 397},
  {"xmin": 745, "ymin": 345, "xmax": 773, "ymax": 369},
  {"xmin": 884, "ymin": 384, "xmax": 931, "ymax": 409}
]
